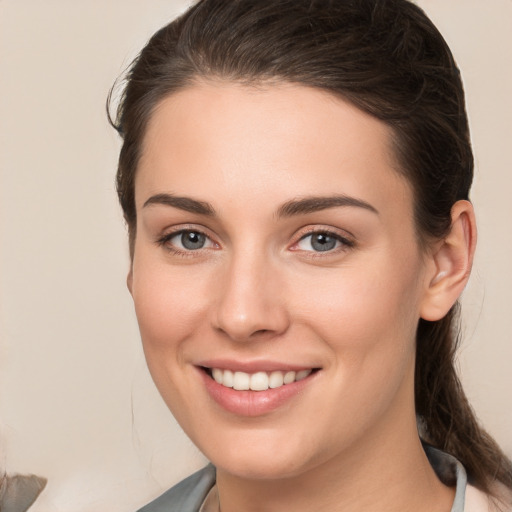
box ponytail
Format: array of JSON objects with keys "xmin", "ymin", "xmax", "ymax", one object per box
[{"xmin": 415, "ymin": 304, "xmax": 512, "ymax": 496}]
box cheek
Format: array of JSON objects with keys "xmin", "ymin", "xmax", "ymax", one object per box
[
  {"xmin": 289, "ymin": 265, "xmax": 421, "ymax": 446},
  {"xmin": 130, "ymin": 258, "xmax": 214, "ymax": 426},
  {"xmin": 294, "ymin": 258, "xmax": 421, "ymax": 344},
  {"xmin": 130, "ymin": 257, "xmax": 211, "ymax": 361},
  {"xmin": 290, "ymin": 254, "xmax": 423, "ymax": 396}
]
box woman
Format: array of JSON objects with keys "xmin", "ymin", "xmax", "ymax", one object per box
[{"xmin": 109, "ymin": 0, "xmax": 512, "ymax": 510}]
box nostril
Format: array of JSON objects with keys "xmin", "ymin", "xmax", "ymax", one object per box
[
  {"xmin": 214, "ymin": 323, "xmax": 278, "ymax": 343},
  {"xmin": 253, "ymin": 329, "xmax": 270, "ymax": 336}
]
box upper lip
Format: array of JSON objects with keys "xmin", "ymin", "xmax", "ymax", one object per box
[{"xmin": 197, "ymin": 359, "xmax": 320, "ymax": 373}]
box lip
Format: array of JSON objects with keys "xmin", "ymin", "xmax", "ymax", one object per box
[{"xmin": 196, "ymin": 362, "xmax": 320, "ymax": 417}]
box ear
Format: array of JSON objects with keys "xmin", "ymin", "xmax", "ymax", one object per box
[
  {"xmin": 420, "ymin": 200, "xmax": 477, "ymax": 321},
  {"xmin": 127, "ymin": 268, "xmax": 133, "ymax": 295}
]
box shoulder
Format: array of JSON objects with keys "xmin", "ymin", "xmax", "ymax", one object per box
[
  {"xmin": 465, "ymin": 484, "xmax": 512, "ymax": 512},
  {"xmin": 137, "ymin": 465, "xmax": 216, "ymax": 512},
  {"xmin": 465, "ymin": 485, "xmax": 493, "ymax": 512}
]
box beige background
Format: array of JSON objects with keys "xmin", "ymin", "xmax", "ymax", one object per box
[{"xmin": 0, "ymin": 1, "xmax": 510, "ymax": 510}]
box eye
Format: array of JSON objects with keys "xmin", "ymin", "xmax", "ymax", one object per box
[
  {"xmin": 163, "ymin": 230, "xmax": 215, "ymax": 251},
  {"xmin": 295, "ymin": 231, "xmax": 351, "ymax": 252}
]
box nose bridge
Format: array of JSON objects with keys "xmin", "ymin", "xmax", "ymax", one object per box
[{"xmin": 213, "ymin": 243, "xmax": 288, "ymax": 341}]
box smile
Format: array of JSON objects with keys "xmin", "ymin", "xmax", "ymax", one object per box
[
  {"xmin": 210, "ymin": 368, "xmax": 313, "ymax": 391},
  {"xmin": 198, "ymin": 363, "xmax": 321, "ymax": 416}
]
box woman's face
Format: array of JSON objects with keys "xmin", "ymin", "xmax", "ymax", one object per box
[{"xmin": 130, "ymin": 82, "xmax": 432, "ymax": 479}]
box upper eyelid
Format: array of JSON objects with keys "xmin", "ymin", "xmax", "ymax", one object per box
[
  {"xmin": 156, "ymin": 225, "xmax": 217, "ymax": 246},
  {"xmin": 158, "ymin": 224, "xmax": 214, "ymax": 238},
  {"xmin": 293, "ymin": 225, "xmax": 355, "ymax": 242},
  {"xmin": 290, "ymin": 225, "xmax": 356, "ymax": 252}
]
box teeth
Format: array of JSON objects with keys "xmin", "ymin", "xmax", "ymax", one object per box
[
  {"xmin": 296, "ymin": 369, "xmax": 311, "ymax": 381},
  {"xmin": 250, "ymin": 372, "xmax": 269, "ymax": 391},
  {"xmin": 283, "ymin": 371, "xmax": 296, "ymax": 384},
  {"xmin": 233, "ymin": 371, "xmax": 250, "ymax": 390},
  {"xmin": 210, "ymin": 368, "xmax": 313, "ymax": 391},
  {"xmin": 269, "ymin": 371, "xmax": 284, "ymax": 389},
  {"xmin": 212, "ymin": 368, "xmax": 223, "ymax": 384},
  {"xmin": 223, "ymin": 369, "xmax": 234, "ymax": 388}
]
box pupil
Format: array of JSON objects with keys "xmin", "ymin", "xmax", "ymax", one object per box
[
  {"xmin": 181, "ymin": 231, "xmax": 205, "ymax": 250},
  {"xmin": 312, "ymin": 233, "xmax": 336, "ymax": 252}
]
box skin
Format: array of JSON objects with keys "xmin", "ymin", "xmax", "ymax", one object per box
[{"xmin": 129, "ymin": 81, "xmax": 475, "ymax": 511}]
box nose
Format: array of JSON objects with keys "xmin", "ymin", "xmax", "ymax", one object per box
[{"xmin": 212, "ymin": 251, "xmax": 289, "ymax": 342}]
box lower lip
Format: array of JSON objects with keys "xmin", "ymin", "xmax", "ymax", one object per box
[{"xmin": 199, "ymin": 369, "xmax": 317, "ymax": 417}]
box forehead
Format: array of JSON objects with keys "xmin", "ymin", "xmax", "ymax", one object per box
[{"xmin": 136, "ymin": 81, "xmax": 413, "ymax": 219}]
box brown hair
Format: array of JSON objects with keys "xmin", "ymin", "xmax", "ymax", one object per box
[{"xmin": 109, "ymin": 0, "xmax": 512, "ymax": 497}]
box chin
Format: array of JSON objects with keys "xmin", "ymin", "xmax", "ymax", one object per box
[
  {"xmin": 197, "ymin": 430, "xmax": 322, "ymax": 481},
  {"xmin": 215, "ymin": 455, "xmax": 310, "ymax": 481}
]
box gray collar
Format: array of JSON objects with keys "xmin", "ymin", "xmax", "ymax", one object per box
[{"xmin": 423, "ymin": 444, "xmax": 467, "ymax": 512}]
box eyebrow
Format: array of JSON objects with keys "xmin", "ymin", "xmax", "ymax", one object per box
[
  {"xmin": 142, "ymin": 192, "xmax": 379, "ymax": 218},
  {"xmin": 276, "ymin": 195, "xmax": 379, "ymax": 218},
  {"xmin": 143, "ymin": 193, "xmax": 215, "ymax": 216}
]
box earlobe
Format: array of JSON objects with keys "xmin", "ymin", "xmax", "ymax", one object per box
[{"xmin": 420, "ymin": 200, "xmax": 477, "ymax": 321}]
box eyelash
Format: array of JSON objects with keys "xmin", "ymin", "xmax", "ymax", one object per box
[
  {"xmin": 156, "ymin": 227, "xmax": 218, "ymax": 258},
  {"xmin": 291, "ymin": 228, "xmax": 355, "ymax": 256},
  {"xmin": 156, "ymin": 226, "xmax": 355, "ymax": 258}
]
